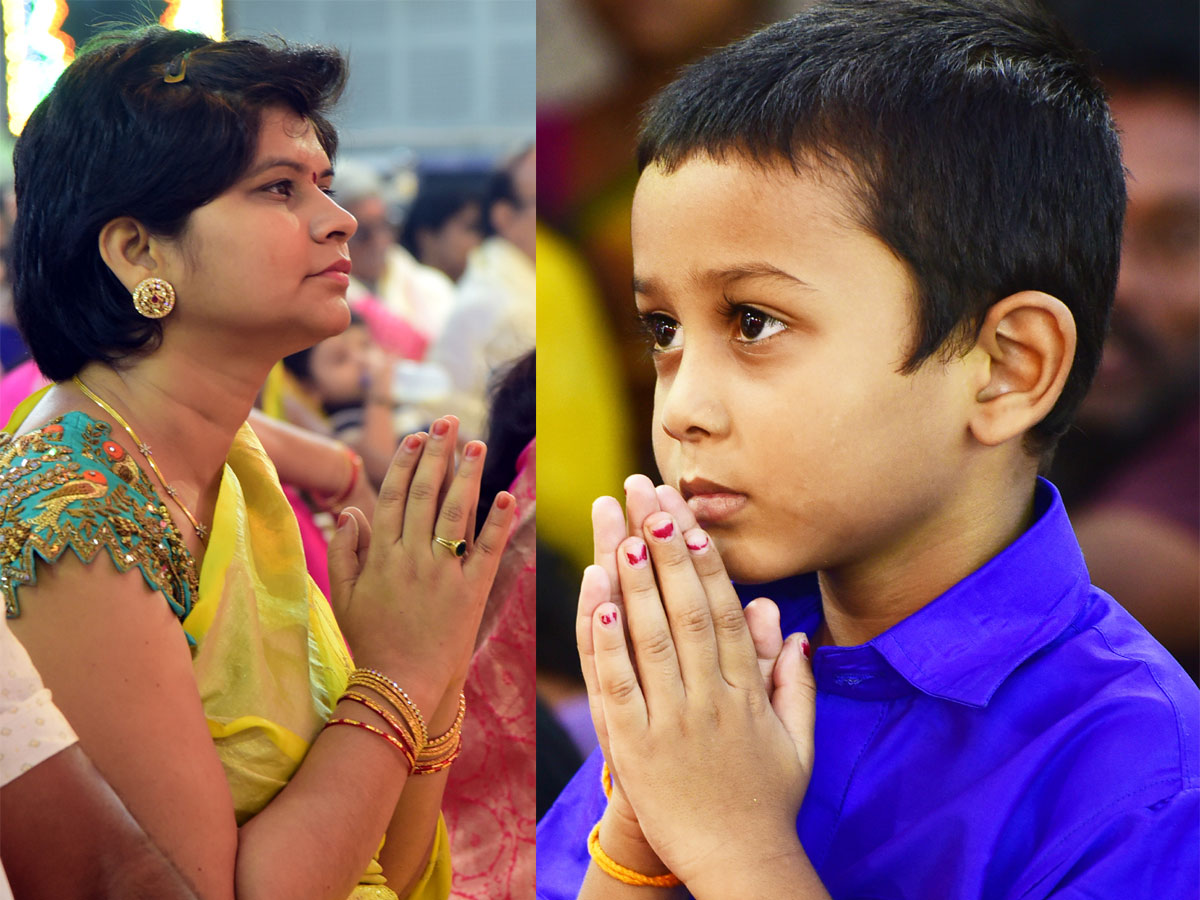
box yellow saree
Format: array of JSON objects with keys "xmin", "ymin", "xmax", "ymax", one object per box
[{"xmin": 3, "ymin": 390, "xmax": 450, "ymax": 899}]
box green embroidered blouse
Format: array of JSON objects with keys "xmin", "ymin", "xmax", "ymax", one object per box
[{"xmin": 0, "ymin": 411, "xmax": 197, "ymax": 635}]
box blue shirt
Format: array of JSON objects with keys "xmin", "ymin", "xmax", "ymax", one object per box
[{"xmin": 536, "ymin": 480, "xmax": 1199, "ymax": 898}]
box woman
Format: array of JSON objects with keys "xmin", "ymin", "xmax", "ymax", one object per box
[{"xmin": 1, "ymin": 27, "xmax": 514, "ymax": 899}]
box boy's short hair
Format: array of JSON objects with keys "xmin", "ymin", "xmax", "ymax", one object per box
[{"xmin": 638, "ymin": 0, "xmax": 1125, "ymax": 454}]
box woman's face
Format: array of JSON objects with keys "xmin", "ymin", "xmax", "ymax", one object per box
[
  {"xmin": 158, "ymin": 107, "xmax": 358, "ymax": 359},
  {"xmin": 634, "ymin": 154, "xmax": 978, "ymax": 584}
]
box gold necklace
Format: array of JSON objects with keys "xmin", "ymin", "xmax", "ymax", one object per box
[{"xmin": 72, "ymin": 376, "xmax": 210, "ymax": 542}]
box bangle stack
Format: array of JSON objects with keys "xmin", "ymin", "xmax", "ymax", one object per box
[
  {"xmin": 323, "ymin": 667, "xmax": 465, "ymax": 775},
  {"xmin": 589, "ymin": 761, "xmax": 682, "ymax": 888}
]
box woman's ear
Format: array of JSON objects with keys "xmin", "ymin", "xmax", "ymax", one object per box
[
  {"xmin": 97, "ymin": 217, "xmax": 162, "ymax": 292},
  {"xmin": 968, "ymin": 291, "xmax": 1076, "ymax": 446}
]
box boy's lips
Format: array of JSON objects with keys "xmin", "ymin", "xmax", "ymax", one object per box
[{"xmin": 679, "ymin": 477, "xmax": 748, "ymax": 524}]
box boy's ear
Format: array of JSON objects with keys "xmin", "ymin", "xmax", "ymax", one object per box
[
  {"xmin": 968, "ymin": 291, "xmax": 1076, "ymax": 447},
  {"xmin": 97, "ymin": 217, "xmax": 167, "ymax": 292}
]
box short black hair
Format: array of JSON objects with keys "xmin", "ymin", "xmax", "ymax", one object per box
[
  {"xmin": 481, "ymin": 144, "xmax": 533, "ymax": 239},
  {"xmin": 398, "ymin": 174, "xmax": 484, "ymax": 258},
  {"xmin": 13, "ymin": 25, "xmax": 347, "ymax": 381},
  {"xmin": 638, "ymin": 0, "xmax": 1125, "ymax": 453}
]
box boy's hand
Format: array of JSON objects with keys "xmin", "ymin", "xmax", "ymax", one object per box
[{"xmin": 587, "ymin": 504, "xmax": 817, "ymax": 889}]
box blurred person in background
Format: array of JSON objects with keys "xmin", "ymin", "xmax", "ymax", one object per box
[
  {"xmin": 429, "ymin": 145, "xmax": 536, "ymax": 440},
  {"xmin": 441, "ymin": 351, "xmax": 536, "ymax": 900},
  {"xmin": 338, "ymin": 158, "xmax": 458, "ymax": 356},
  {"xmin": 539, "ymin": 0, "xmax": 785, "ymax": 473},
  {"xmin": 1045, "ymin": 0, "xmax": 1199, "ymax": 680},
  {"xmin": 399, "ymin": 174, "xmax": 485, "ymax": 284}
]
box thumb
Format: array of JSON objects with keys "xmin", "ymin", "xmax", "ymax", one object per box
[
  {"xmin": 772, "ymin": 633, "xmax": 816, "ymax": 771},
  {"xmin": 744, "ymin": 597, "xmax": 783, "ymax": 695},
  {"xmin": 326, "ymin": 509, "xmax": 362, "ymax": 609}
]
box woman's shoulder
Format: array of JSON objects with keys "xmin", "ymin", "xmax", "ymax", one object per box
[{"xmin": 1, "ymin": 411, "xmax": 198, "ymax": 629}]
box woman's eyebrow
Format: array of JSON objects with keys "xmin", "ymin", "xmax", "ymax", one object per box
[{"xmin": 246, "ymin": 158, "xmax": 335, "ymax": 179}]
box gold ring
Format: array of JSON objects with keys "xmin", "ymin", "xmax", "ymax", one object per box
[{"xmin": 433, "ymin": 536, "xmax": 467, "ymax": 558}]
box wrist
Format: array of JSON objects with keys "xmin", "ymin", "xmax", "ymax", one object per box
[
  {"xmin": 598, "ymin": 802, "xmax": 667, "ymax": 877},
  {"xmin": 687, "ymin": 832, "xmax": 822, "ymax": 900}
]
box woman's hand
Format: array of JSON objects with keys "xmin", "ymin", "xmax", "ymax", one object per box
[
  {"xmin": 576, "ymin": 476, "xmax": 789, "ymax": 876},
  {"xmin": 588, "ymin": 503, "xmax": 818, "ymax": 893},
  {"xmin": 325, "ymin": 415, "xmax": 515, "ymax": 718}
]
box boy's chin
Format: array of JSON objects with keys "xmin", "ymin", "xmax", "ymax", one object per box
[{"xmin": 715, "ymin": 535, "xmax": 811, "ymax": 586}]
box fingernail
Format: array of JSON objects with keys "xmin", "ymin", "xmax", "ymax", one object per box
[
  {"xmin": 599, "ymin": 606, "xmax": 620, "ymax": 627},
  {"xmin": 624, "ymin": 540, "xmax": 648, "ymax": 568},
  {"xmin": 337, "ymin": 511, "xmax": 351, "ymax": 529},
  {"xmin": 800, "ymin": 635, "xmax": 812, "ymax": 659},
  {"xmin": 431, "ymin": 419, "xmax": 449, "ymax": 437},
  {"xmin": 464, "ymin": 442, "xmax": 482, "ymax": 459},
  {"xmin": 649, "ymin": 518, "xmax": 674, "ymax": 541},
  {"xmin": 684, "ymin": 529, "xmax": 709, "ymax": 553},
  {"xmin": 495, "ymin": 492, "xmax": 513, "ymax": 510},
  {"xmin": 403, "ymin": 434, "xmax": 422, "ymax": 451}
]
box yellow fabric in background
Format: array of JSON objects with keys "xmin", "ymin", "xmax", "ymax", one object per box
[{"xmin": 536, "ymin": 223, "xmax": 635, "ymax": 572}]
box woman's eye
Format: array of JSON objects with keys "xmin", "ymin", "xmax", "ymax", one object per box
[
  {"xmin": 643, "ymin": 314, "xmax": 683, "ymax": 351},
  {"xmin": 735, "ymin": 307, "xmax": 786, "ymax": 343},
  {"xmin": 265, "ymin": 180, "xmax": 294, "ymax": 198}
]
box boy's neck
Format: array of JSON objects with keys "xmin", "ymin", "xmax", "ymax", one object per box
[{"xmin": 815, "ymin": 462, "xmax": 1040, "ymax": 649}]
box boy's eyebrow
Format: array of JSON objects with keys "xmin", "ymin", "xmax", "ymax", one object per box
[
  {"xmin": 633, "ymin": 263, "xmax": 816, "ymax": 297},
  {"xmin": 245, "ymin": 158, "xmax": 335, "ymax": 179},
  {"xmin": 713, "ymin": 262, "xmax": 816, "ymax": 290}
]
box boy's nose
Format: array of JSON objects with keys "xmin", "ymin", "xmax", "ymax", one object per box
[{"xmin": 658, "ymin": 352, "xmax": 731, "ymax": 442}]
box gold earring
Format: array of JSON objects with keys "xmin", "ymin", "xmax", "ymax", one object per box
[{"xmin": 131, "ymin": 277, "xmax": 176, "ymax": 319}]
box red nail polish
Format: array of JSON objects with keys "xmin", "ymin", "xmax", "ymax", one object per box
[
  {"xmin": 801, "ymin": 639, "xmax": 811, "ymax": 659},
  {"xmin": 600, "ymin": 612, "xmax": 614, "ymax": 626},
  {"xmin": 464, "ymin": 442, "xmax": 482, "ymax": 459},
  {"xmin": 650, "ymin": 521, "xmax": 674, "ymax": 540},
  {"xmin": 625, "ymin": 543, "xmax": 648, "ymax": 566},
  {"xmin": 431, "ymin": 419, "xmax": 449, "ymax": 437},
  {"xmin": 686, "ymin": 535, "xmax": 709, "ymax": 552},
  {"xmin": 403, "ymin": 434, "xmax": 422, "ymax": 451}
]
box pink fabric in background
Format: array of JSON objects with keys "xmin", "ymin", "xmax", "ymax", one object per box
[
  {"xmin": 350, "ymin": 295, "xmax": 430, "ymax": 361},
  {"xmin": 443, "ymin": 439, "xmax": 536, "ymax": 900},
  {"xmin": 282, "ymin": 484, "xmax": 331, "ymax": 600},
  {"xmin": 1, "ymin": 360, "xmax": 52, "ymax": 424}
]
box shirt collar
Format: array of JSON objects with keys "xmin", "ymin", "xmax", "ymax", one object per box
[
  {"xmin": 869, "ymin": 477, "xmax": 1090, "ymax": 707},
  {"xmin": 738, "ymin": 478, "xmax": 1091, "ymax": 707}
]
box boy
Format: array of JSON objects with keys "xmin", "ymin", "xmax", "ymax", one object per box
[{"xmin": 536, "ymin": 1, "xmax": 1199, "ymax": 897}]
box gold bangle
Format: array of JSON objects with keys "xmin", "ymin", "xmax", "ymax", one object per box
[
  {"xmin": 341, "ymin": 691, "xmax": 420, "ymax": 757},
  {"xmin": 422, "ymin": 691, "xmax": 466, "ymax": 751},
  {"xmin": 324, "ymin": 717, "xmax": 415, "ymax": 769},
  {"xmin": 588, "ymin": 822, "xmax": 681, "ymax": 888},
  {"xmin": 348, "ymin": 669, "xmax": 429, "ymax": 747}
]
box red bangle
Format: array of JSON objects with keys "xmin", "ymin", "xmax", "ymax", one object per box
[{"xmin": 318, "ymin": 446, "xmax": 362, "ymax": 509}]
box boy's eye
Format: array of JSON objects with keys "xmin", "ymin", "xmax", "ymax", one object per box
[
  {"xmin": 735, "ymin": 307, "xmax": 786, "ymax": 343},
  {"xmin": 640, "ymin": 313, "xmax": 683, "ymax": 351}
]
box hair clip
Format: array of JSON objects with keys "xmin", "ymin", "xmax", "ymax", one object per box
[{"xmin": 163, "ymin": 52, "xmax": 190, "ymax": 84}]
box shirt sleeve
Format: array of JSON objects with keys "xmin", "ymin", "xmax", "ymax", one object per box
[
  {"xmin": 535, "ymin": 749, "xmax": 609, "ymax": 900},
  {"xmin": 1021, "ymin": 786, "xmax": 1199, "ymax": 899},
  {"xmin": 0, "ymin": 619, "xmax": 78, "ymax": 787}
]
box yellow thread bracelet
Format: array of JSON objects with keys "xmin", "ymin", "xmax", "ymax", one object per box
[{"xmin": 588, "ymin": 822, "xmax": 681, "ymax": 888}]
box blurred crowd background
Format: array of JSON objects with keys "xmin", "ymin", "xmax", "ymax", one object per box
[
  {"xmin": 1, "ymin": 0, "xmax": 1197, "ymax": 871},
  {"xmin": 1, "ymin": 2, "xmax": 536, "ymax": 897},
  {"xmin": 535, "ymin": 0, "xmax": 1199, "ymax": 817}
]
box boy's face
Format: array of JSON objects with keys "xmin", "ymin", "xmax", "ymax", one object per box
[{"xmin": 634, "ymin": 155, "xmax": 978, "ymax": 584}]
